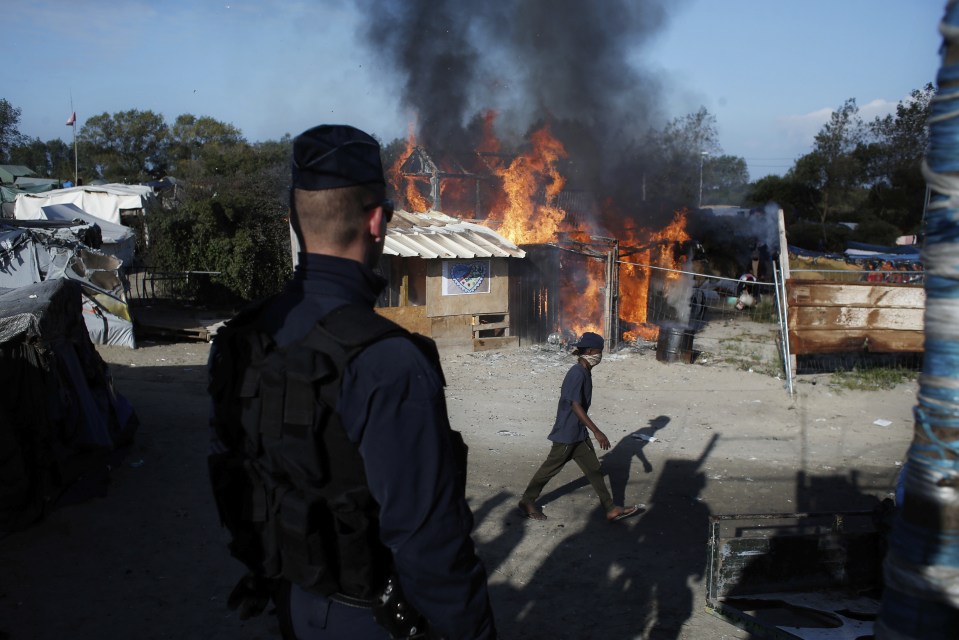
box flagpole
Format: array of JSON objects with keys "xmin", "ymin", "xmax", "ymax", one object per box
[
  {"xmin": 71, "ymin": 97, "xmax": 77, "ymax": 184},
  {"xmin": 73, "ymin": 121, "xmax": 77, "ymax": 185}
]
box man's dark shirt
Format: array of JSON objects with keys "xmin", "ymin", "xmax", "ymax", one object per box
[
  {"xmin": 546, "ymin": 362, "xmax": 591, "ymax": 444},
  {"xmin": 244, "ymin": 252, "xmax": 495, "ymax": 639}
]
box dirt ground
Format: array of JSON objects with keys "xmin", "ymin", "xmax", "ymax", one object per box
[{"xmin": 0, "ymin": 322, "xmax": 916, "ymax": 640}]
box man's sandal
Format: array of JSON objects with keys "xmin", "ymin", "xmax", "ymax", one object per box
[
  {"xmin": 518, "ymin": 501, "xmax": 547, "ymax": 520},
  {"xmin": 608, "ymin": 505, "xmax": 642, "ymax": 522}
]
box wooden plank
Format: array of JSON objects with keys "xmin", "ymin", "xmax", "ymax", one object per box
[
  {"xmin": 787, "ymin": 281, "xmax": 924, "ymax": 309},
  {"xmin": 375, "ymin": 305, "xmax": 431, "ymax": 335},
  {"xmin": 472, "ymin": 320, "xmax": 510, "ymax": 331},
  {"xmin": 472, "ymin": 336, "xmax": 519, "ymax": 351},
  {"xmin": 788, "ymin": 329, "xmax": 924, "ymax": 354},
  {"xmin": 787, "ymin": 306, "xmax": 924, "ymax": 332}
]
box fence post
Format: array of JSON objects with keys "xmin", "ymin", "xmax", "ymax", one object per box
[{"xmin": 777, "ymin": 209, "xmax": 796, "ymax": 378}]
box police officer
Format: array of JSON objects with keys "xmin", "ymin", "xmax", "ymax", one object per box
[{"xmin": 211, "ymin": 125, "xmax": 496, "ymax": 639}]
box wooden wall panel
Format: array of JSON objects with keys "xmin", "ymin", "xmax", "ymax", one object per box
[
  {"xmin": 788, "ymin": 329, "xmax": 924, "ymax": 354},
  {"xmin": 788, "ymin": 280, "xmax": 925, "ymax": 308},
  {"xmin": 426, "ymin": 258, "xmax": 510, "ymax": 318},
  {"xmin": 375, "ymin": 305, "xmax": 431, "ymax": 336},
  {"xmin": 785, "ymin": 280, "xmax": 924, "ymax": 355}
]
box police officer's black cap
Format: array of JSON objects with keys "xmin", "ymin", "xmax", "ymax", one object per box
[{"xmin": 292, "ymin": 124, "xmax": 385, "ymax": 191}]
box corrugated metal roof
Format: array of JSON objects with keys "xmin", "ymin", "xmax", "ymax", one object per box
[{"xmin": 385, "ymin": 210, "xmax": 526, "ymax": 259}]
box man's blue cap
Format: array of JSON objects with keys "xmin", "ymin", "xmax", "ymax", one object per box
[
  {"xmin": 292, "ymin": 124, "xmax": 385, "ymax": 191},
  {"xmin": 571, "ymin": 332, "xmax": 604, "ymax": 350}
]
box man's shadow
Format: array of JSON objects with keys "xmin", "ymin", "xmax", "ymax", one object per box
[
  {"xmin": 603, "ymin": 415, "xmax": 670, "ymax": 506},
  {"xmin": 488, "ymin": 434, "xmax": 717, "ymax": 639}
]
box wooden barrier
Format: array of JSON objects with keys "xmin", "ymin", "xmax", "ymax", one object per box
[{"xmin": 786, "ymin": 280, "xmax": 925, "ymax": 355}]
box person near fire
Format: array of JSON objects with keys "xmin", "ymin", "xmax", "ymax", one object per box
[
  {"xmin": 208, "ymin": 124, "xmax": 496, "ymax": 639},
  {"xmin": 517, "ymin": 331, "xmax": 641, "ymax": 522}
]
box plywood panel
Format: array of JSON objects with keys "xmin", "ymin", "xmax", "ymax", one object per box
[
  {"xmin": 430, "ymin": 314, "xmax": 474, "ymax": 347},
  {"xmin": 787, "ymin": 281, "xmax": 924, "ymax": 308},
  {"xmin": 375, "ymin": 305, "xmax": 431, "ymax": 336},
  {"xmin": 785, "ymin": 280, "xmax": 924, "ymax": 356},
  {"xmin": 788, "ymin": 307, "xmax": 924, "ymax": 331},
  {"xmin": 788, "ymin": 329, "xmax": 924, "ymax": 355}
]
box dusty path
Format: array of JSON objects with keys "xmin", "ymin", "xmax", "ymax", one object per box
[{"xmin": 0, "ymin": 335, "xmax": 915, "ymax": 639}]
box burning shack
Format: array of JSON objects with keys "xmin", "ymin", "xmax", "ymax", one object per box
[
  {"xmin": 386, "ymin": 128, "xmax": 707, "ymax": 353},
  {"xmin": 376, "ymin": 209, "xmax": 526, "ymax": 351}
]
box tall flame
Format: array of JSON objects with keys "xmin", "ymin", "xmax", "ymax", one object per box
[
  {"xmin": 387, "ymin": 124, "xmax": 432, "ymax": 212},
  {"xmin": 494, "ymin": 125, "xmax": 568, "ymax": 245},
  {"xmin": 619, "ymin": 209, "xmax": 692, "ymax": 341}
]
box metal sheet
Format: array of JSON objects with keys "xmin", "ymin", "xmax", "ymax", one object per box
[{"xmin": 384, "ymin": 209, "xmax": 526, "ymax": 259}]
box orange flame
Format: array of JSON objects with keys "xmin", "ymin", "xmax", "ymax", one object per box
[
  {"xmin": 562, "ymin": 256, "xmax": 606, "ymax": 337},
  {"xmin": 619, "ymin": 209, "xmax": 692, "ymax": 342},
  {"xmin": 387, "ymin": 124, "xmax": 432, "ymax": 212},
  {"xmin": 494, "ymin": 125, "xmax": 568, "ymax": 245}
]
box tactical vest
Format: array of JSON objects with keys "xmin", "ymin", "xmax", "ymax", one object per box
[{"xmin": 207, "ymin": 302, "xmax": 445, "ymax": 602}]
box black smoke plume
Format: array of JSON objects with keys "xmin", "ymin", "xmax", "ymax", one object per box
[{"xmin": 361, "ymin": 0, "xmax": 686, "ymax": 223}]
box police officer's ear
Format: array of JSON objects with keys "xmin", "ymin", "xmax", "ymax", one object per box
[
  {"xmin": 365, "ymin": 206, "xmax": 385, "ymax": 244},
  {"xmin": 363, "ymin": 198, "xmax": 394, "ymax": 244}
]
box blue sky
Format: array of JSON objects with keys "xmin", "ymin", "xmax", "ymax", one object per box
[{"xmin": 4, "ymin": 0, "xmax": 944, "ymax": 181}]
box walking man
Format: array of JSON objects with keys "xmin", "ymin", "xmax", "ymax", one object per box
[{"xmin": 518, "ymin": 332, "xmax": 640, "ymax": 522}]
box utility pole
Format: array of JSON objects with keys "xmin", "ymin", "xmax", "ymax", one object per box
[{"xmin": 698, "ymin": 151, "xmax": 708, "ymax": 209}]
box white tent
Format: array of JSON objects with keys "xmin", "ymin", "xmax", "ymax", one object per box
[
  {"xmin": 14, "ymin": 184, "xmax": 155, "ymax": 226},
  {"xmin": 40, "ymin": 203, "xmax": 136, "ymax": 266}
]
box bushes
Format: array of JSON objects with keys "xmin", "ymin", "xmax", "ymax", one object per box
[{"xmin": 147, "ymin": 190, "xmax": 292, "ymax": 305}]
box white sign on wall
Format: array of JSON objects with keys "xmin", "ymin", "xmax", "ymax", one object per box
[{"xmin": 442, "ymin": 260, "xmax": 491, "ymax": 296}]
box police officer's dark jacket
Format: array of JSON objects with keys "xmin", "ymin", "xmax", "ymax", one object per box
[{"xmin": 208, "ymin": 253, "xmax": 496, "ymax": 639}]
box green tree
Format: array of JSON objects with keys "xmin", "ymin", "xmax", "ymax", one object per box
[
  {"xmin": 745, "ymin": 173, "xmax": 820, "ymax": 224},
  {"xmin": 149, "ymin": 191, "xmax": 291, "ymax": 303},
  {"xmin": 851, "ymin": 217, "xmax": 901, "ymax": 245},
  {"xmin": 860, "ymin": 83, "xmax": 934, "ymax": 233},
  {"xmin": 168, "ymin": 114, "xmax": 246, "ymax": 178},
  {"xmin": 703, "ymin": 154, "xmax": 749, "ymax": 205},
  {"xmin": 147, "ymin": 133, "xmax": 292, "ymax": 303},
  {"xmin": 80, "ymin": 109, "xmax": 169, "ymax": 182},
  {"xmin": 0, "ymin": 98, "xmax": 27, "ymax": 162},
  {"xmin": 10, "ymin": 138, "xmax": 74, "ymax": 179},
  {"xmin": 789, "ymin": 99, "xmax": 867, "ymax": 242},
  {"xmin": 639, "ymin": 107, "xmax": 723, "ymax": 215}
]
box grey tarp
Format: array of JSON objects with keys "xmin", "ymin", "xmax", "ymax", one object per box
[
  {"xmin": 40, "ymin": 203, "xmax": 135, "ymax": 267},
  {"xmin": 0, "ymin": 220, "xmax": 136, "ymax": 348}
]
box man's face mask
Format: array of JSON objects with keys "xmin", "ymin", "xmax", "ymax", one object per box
[{"xmin": 582, "ymin": 352, "xmax": 603, "ymax": 367}]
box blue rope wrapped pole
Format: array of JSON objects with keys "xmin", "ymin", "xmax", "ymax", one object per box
[{"xmin": 877, "ymin": 2, "xmax": 959, "ymax": 636}]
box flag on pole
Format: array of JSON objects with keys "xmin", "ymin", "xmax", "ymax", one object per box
[{"xmin": 65, "ymin": 111, "xmax": 76, "ymax": 126}]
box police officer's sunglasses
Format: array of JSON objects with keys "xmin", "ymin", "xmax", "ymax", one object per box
[{"xmin": 363, "ymin": 199, "xmax": 394, "ymax": 223}]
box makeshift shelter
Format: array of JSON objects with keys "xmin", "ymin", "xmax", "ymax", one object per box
[
  {"xmin": 14, "ymin": 177, "xmax": 59, "ymax": 190},
  {"xmin": 377, "ymin": 209, "xmax": 526, "ymax": 350},
  {"xmin": 14, "ymin": 183, "xmax": 156, "ymax": 226},
  {"xmin": 0, "ymin": 165, "xmax": 39, "ymax": 185},
  {"xmin": 40, "ymin": 202, "xmax": 136, "ymax": 267},
  {"xmin": 0, "ymin": 278, "xmax": 137, "ymax": 532},
  {"xmin": 0, "ymin": 219, "xmax": 136, "ymax": 348}
]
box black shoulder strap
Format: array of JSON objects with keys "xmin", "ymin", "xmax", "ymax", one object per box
[
  {"xmin": 318, "ymin": 304, "xmax": 409, "ymax": 350},
  {"xmin": 315, "ymin": 304, "xmax": 446, "ymax": 386}
]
